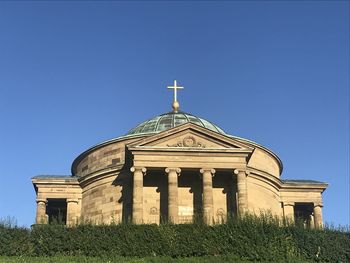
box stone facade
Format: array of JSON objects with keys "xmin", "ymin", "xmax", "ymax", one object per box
[{"xmin": 32, "ymin": 113, "xmax": 327, "ymax": 228}]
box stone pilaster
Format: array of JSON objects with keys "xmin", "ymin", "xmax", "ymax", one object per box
[
  {"xmin": 165, "ymin": 168, "xmax": 181, "ymax": 223},
  {"xmin": 283, "ymin": 202, "xmax": 295, "ymax": 224},
  {"xmin": 314, "ymin": 204, "xmax": 323, "ymax": 229},
  {"xmin": 67, "ymin": 198, "xmax": 79, "ymax": 226},
  {"xmin": 234, "ymin": 169, "xmax": 248, "ymax": 216},
  {"xmin": 200, "ymin": 168, "xmax": 215, "ymax": 225},
  {"xmin": 36, "ymin": 198, "xmax": 48, "ymax": 224},
  {"xmin": 131, "ymin": 167, "xmax": 146, "ymax": 224}
]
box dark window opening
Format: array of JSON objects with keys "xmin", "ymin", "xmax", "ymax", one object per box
[
  {"xmin": 294, "ymin": 203, "xmax": 313, "ymax": 228},
  {"xmin": 46, "ymin": 199, "xmax": 67, "ymax": 224}
]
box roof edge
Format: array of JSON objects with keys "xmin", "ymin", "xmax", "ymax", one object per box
[
  {"xmin": 229, "ymin": 135, "xmax": 284, "ymax": 174},
  {"xmin": 282, "ymin": 179, "xmax": 328, "ymax": 185},
  {"xmin": 32, "ymin": 175, "xmax": 76, "ymax": 180}
]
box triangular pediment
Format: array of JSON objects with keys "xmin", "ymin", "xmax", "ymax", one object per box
[{"xmin": 128, "ymin": 123, "xmax": 254, "ymax": 150}]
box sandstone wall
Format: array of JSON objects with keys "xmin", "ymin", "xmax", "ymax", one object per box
[
  {"xmin": 247, "ymin": 175, "xmax": 283, "ymax": 217},
  {"xmin": 75, "ymin": 138, "xmax": 138, "ymax": 176}
]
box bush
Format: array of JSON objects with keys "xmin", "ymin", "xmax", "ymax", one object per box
[
  {"xmin": 0, "ymin": 218, "xmax": 31, "ymax": 256},
  {"xmin": 1, "ymin": 215, "xmax": 349, "ymax": 262}
]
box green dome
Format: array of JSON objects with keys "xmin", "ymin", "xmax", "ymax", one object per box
[{"xmin": 127, "ymin": 111, "xmax": 226, "ymax": 136}]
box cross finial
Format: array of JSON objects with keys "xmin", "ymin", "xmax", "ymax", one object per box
[{"xmin": 167, "ymin": 80, "xmax": 184, "ymax": 112}]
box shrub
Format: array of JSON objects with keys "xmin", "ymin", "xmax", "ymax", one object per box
[
  {"xmin": 0, "ymin": 218, "xmax": 32, "ymax": 256},
  {"xmin": 0, "ymin": 215, "xmax": 349, "ymax": 262}
]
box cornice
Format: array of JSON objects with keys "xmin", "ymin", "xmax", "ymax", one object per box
[
  {"xmin": 78, "ymin": 165, "xmax": 124, "ymax": 188},
  {"xmin": 129, "ymin": 146, "xmax": 252, "ymax": 154},
  {"xmin": 31, "ymin": 178, "xmax": 80, "ymax": 186},
  {"xmin": 247, "ymin": 168, "xmax": 328, "ymax": 194},
  {"xmin": 280, "ymin": 183, "xmax": 328, "ymax": 193}
]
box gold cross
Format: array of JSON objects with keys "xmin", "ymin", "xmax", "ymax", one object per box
[{"xmin": 167, "ymin": 80, "xmax": 184, "ymax": 112}]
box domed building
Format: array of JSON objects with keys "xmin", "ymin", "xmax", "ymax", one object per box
[{"xmin": 32, "ymin": 81, "xmax": 327, "ymax": 227}]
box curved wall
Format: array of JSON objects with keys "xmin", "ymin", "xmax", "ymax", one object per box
[
  {"xmin": 247, "ymin": 175, "xmax": 283, "ymax": 217},
  {"xmin": 75, "ymin": 137, "xmax": 140, "ymax": 176},
  {"xmin": 247, "ymin": 148, "xmax": 281, "ymax": 178},
  {"xmin": 81, "ymin": 174, "xmax": 130, "ymax": 224},
  {"xmin": 76, "ymin": 137, "xmax": 141, "ymax": 223}
]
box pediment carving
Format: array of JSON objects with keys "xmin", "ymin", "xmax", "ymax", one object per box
[
  {"xmin": 166, "ymin": 136, "xmax": 206, "ymax": 148},
  {"xmin": 128, "ymin": 123, "xmax": 254, "ymax": 151},
  {"xmin": 153, "ymin": 132, "xmax": 231, "ymax": 148}
]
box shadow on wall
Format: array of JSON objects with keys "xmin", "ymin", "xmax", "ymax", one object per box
[
  {"xmin": 112, "ymin": 148, "xmax": 133, "ymax": 223},
  {"xmin": 213, "ymin": 171, "xmax": 238, "ymax": 219},
  {"xmin": 113, "ymin": 167, "xmax": 132, "ymax": 223}
]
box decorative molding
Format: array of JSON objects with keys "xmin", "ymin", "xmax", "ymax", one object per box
[
  {"xmin": 200, "ymin": 168, "xmax": 216, "ymax": 175},
  {"xmin": 167, "ymin": 136, "xmax": 206, "ymax": 148},
  {"xmin": 67, "ymin": 198, "xmax": 79, "ymax": 204},
  {"xmin": 313, "ymin": 202, "xmax": 323, "ymax": 207},
  {"xmin": 150, "ymin": 207, "xmax": 158, "ymax": 215},
  {"xmin": 36, "ymin": 199, "xmax": 47, "ymax": 204},
  {"xmin": 216, "ymin": 208, "xmax": 225, "ymax": 216},
  {"xmin": 283, "ymin": 202, "xmax": 295, "ymax": 207},
  {"xmin": 165, "ymin": 167, "xmax": 181, "ymax": 175},
  {"xmin": 234, "ymin": 168, "xmax": 249, "ymax": 176},
  {"xmin": 130, "ymin": 167, "xmax": 147, "ymax": 174}
]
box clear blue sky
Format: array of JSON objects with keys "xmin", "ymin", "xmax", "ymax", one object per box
[{"xmin": 0, "ymin": 1, "xmax": 348, "ymax": 227}]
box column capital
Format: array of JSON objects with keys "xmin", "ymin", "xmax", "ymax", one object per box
[
  {"xmin": 36, "ymin": 198, "xmax": 47, "ymax": 204},
  {"xmin": 67, "ymin": 198, "xmax": 79, "ymax": 204},
  {"xmin": 234, "ymin": 169, "xmax": 250, "ymax": 175},
  {"xmin": 283, "ymin": 202, "xmax": 295, "ymax": 207},
  {"xmin": 130, "ymin": 167, "xmax": 147, "ymax": 174},
  {"xmin": 165, "ymin": 167, "xmax": 181, "ymax": 174},
  {"xmin": 200, "ymin": 168, "xmax": 216, "ymax": 175},
  {"xmin": 313, "ymin": 202, "xmax": 323, "ymax": 208}
]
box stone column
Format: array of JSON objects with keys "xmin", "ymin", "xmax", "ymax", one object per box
[
  {"xmin": 165, "ymin": 168, "xmax": 181, "ymax": 223},
  {"xmin": 314, "ymin": 204, "xmax": 323, "ymax": 229},
  {"xmin": 200, "ymin": 168, "xmax": 215, "ymax": 225},
  {"xmin": 131, "ymin": 167, "xmax": 146, "ymax": 224},
  {"xmin": 309, "ymin": 214, "xmax": 315, "ymax": 229},
  {"xmin": 67, "ymin": 199, "xmax": 79, "ymax": 226},
  {"xmin": 36, "ymin": 198, "xmax": 48, "ymax": 224},
  {"xmin": 234, "ymin": 169, "xmax": 248, "ymax": 216},
  {"xmin": 283, "ymin": 202, "xmax": 295, "ymax": 224}
]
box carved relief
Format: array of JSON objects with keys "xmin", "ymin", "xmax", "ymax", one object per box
[
  {"xmin": 150, "ymin": 207, "xmax": 158, "ymax": 215},
  {"xmin": 216, "ymin": 208, "xmax": 225, "ymax": 216},
  {"xmin": 167, "ymin": 136, "xmax": 206, "ymax": 148},
  {"xmin": 183, "ymin": 136, "xmax": 196, "ymax": 147}
]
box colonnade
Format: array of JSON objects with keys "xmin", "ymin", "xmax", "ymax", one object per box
[
  {"xmin": 34, "ymin": 168, "xmax": 324, "ymax": 229},
  {"xmin": 130, "ymin": 166, "xmax": 249, "ymax": 225},
  {"xmin": 35, "ymin": 198, "xmax": 79, "ymax": 225},
  {"xmin": 283, "ymin": 202, "xmax": 323, "ymax": 229}
]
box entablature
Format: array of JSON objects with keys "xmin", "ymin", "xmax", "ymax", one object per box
[{"xmin": 130, "ymin": 147, "xmax": 251, "ymax": 169}]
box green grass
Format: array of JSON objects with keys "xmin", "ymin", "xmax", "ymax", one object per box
[{"xmin": 0, "ymin": 255, "xmax": 312, "ymax": 263}]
